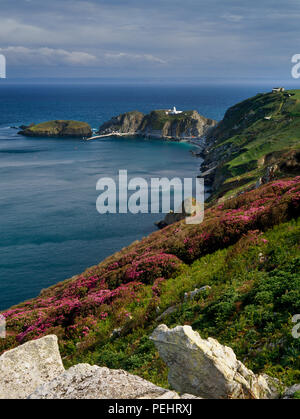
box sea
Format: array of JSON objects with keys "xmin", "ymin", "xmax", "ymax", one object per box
[{"xmin": 0, "ymin": 81, "xmax": 287, "ymax": 309}]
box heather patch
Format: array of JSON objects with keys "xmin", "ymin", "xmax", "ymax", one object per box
[
  {"xmin": 1, "ymin": 177, "xmax": 300, "ymax": 357},
  {"xmin": 61, "ymin": 217, "xmax": 300, "ymax": 388}
]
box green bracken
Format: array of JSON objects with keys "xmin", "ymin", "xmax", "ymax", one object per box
[{"xmin": 64, "ymin": 218, "xmax": 300, "ymax": 389}]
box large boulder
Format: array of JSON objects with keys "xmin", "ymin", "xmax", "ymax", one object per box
[
  {"xmin": 150, "ymin": 325, "xmax": 279, "ymax": 399},
  {"xmin": 28, "ymin": 364, "xmax": 196, "ymax": 399},
  {"xmin": 0, "ymin": 335, "xmax": 64, "ymax": 399}
]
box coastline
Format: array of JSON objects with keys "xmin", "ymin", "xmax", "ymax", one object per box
[
  {"xmin": 0, "ymin": 128, "xmax": 202, "ymax": 311},
  {"xmin": 86, "ymin": 131, "xmax": 206, "ymax": 149}
]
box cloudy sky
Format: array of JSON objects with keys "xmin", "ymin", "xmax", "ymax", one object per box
[{"xmin": 0, "ymin": 0, "xmax": 299, "ymax": 81}]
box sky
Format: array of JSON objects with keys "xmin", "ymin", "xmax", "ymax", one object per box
[{"xmin": 0, "ymin": 0, "xmax": 300, "ymax": 82}]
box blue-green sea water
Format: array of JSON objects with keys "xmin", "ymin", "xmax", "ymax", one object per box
[{"xmin": 0, "ymin": 82, "xmax": 277, "ymax": 309}]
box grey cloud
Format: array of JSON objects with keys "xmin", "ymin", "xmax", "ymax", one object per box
[
  {"xmin": 0, "ymin": 46, "xmax": 98, "ymax": 66},
  {"xmin": 0, "ymin": 0, "xmax": 299, "ymax": 79}
]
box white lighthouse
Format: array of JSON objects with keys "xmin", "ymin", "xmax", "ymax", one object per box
[{"xmin": 166, "ymin": 106, "xmax": 183, "ymax": 115}]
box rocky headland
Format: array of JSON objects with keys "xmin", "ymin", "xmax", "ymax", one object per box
[
  {"xmin": 96, "ymin": 109, "xmax": 217, "ymax": 141},
  {"xmin": 2, "ymin": 330, "xmax": 298, "ymax": 399}
]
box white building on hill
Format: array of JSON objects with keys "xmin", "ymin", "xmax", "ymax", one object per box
[{"xmin": 166, "ymin": 106, "xmax": 183, "ymax": 115}]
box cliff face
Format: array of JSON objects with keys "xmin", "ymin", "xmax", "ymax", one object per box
[
  {"xmin": 97, "ymin": 111, "xmax": 144, "ymax": 134},
  {"xmin": 18, "ymin": 120, "xmax": 92, "ymax": 138},
  {"xmin": 98, "ymin": 110, "xmax": 217, "ymax": 139}
]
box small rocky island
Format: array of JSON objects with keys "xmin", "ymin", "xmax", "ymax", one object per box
[
  {"xmin": 18, "ymin": 120, "xmax": 92, "ymax": 138},
  {"xmin": 96, "ymin": 109, "xmax": 217, "ymax": 140}
]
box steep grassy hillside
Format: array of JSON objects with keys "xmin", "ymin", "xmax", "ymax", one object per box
[
  {"xmin": 1, "ymin": 177, "xmax": 300, "ymax": 390},
  {"xmin": 204, "ymin": 90, "xmax": 300, "ymax": 200}
]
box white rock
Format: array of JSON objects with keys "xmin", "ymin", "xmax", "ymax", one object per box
[
  {"xmin": 184, "ymin": 286, "xmax": 211, "ymax": 302},
  {"xmin": 0, "ymin": 335, "xmax": 64, "ymax": 399},
  {"xmin": 28, "ymin": 364, "xmax": 197, "ymax": 399},
  {"xmin": 150, "ymin": 325, "xmax": 279, "ymax": 399}
]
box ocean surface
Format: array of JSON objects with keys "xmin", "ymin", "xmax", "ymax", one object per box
[{"xmin": 0, "ymin": 82, "xmax": 276, "ymax": 309}]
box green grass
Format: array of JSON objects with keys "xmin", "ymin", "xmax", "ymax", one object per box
[
  {"xmin": 142, "ymin": 110, "xmax": 195, "ymax": 130},
  {"xmin": 64, "ymin": 217, "xmax": 300, "ymax": 389},
  {"xmin": 27, "ymin": 120, "xmax": 90, "ymax": 132}
]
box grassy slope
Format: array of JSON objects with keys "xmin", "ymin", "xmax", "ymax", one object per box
[
  {"xmin": 68, "ymin": 218, "xmax": 300, "ymax": 389},
  {"xmin": 206, "ymin": 90, "xmax": 300, "ymax": 200}
]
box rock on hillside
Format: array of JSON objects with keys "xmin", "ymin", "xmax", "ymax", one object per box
[
  {"xmin": 150, "ymin": 325, "xmax": 280, "ymax": 399},
  {"xmin": 0, "ymin": 335, "xmax": 197, "ymax": 399},
  {"xmin": 18, "ymin": 120, "xmax": 92, "ymax": 138},
  {"xmin": 0, "ymin": 335, "xmax": 64, "ymax": 399},
  {"xmin": 98, "ymin": 110, "xmax": 217, "ymax": 140}
]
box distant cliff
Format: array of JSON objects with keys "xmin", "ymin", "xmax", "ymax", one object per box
[
  {"xmin": 18, "ymin": 120, "xmax": 92, "ymax": 138},
  {"xmin": 97, "ymin": 110, "xmax": 217, "ymax": 140},
  {"xmin": 200, "ymin": 89, "xmax": 300, "ymax": 201}
]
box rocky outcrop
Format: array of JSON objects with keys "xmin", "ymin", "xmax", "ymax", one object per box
[
  {"xmin": 0, "ymin": 335, "xmax": 64, "ymax": 399},
  {"xmin": 282, "ymin": 384, "xmax": 300, "ymax": 399},
  {"xmin": 0, "ymin": 335, "xmax": 197, "ymax": 399},
  {"xmin": 150, "ymin": 325, "xmax": 280, "ymax": 399},
  {"xmin": 155, "ymin": 197, "xmax": 203, "ymax": 229},
  {"xmin": 199, "ymin": 91, "xmax": 300, "ymax": 200},
  {"xmin": 28, "ymin": 363, "xmax": 192, "ymax": 399},
  {"xmin": 98, "ymin": 110, "xmax": 217, "ymax": 140},
  {"xmin": 98, "ymin": 111, "xmax": 144, "ymax": 135},
  {"xmin": 155, "ymin": 305, "xmax": 178, "ymax": 322},
  {"xmin": 184, "ymin": 286, "xmax": 211, "ymax": 302},
  {"xmin": 18, "ymin": 120, "xmax": 92, "ymax": 138}
]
